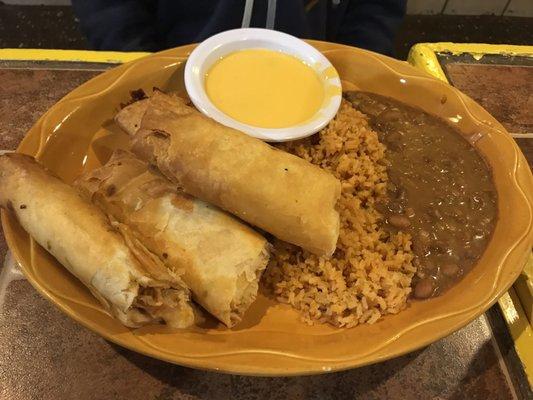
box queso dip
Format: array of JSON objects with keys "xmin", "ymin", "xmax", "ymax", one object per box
[{"xmin": 205, "ymin": 49, "xmax": 324, "ymax": 129}]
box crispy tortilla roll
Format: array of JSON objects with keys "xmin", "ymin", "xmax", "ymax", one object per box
[
  {"xmin": 122, "ymin": 92, "xmax": 341, "ymax": 256},
  {"xmin": 75, "ymin": 150, "xmax": 270, "ymax": 327},
  {"xmin": 115, "ymin": 98, "xmax": 149, "ymax": 135},
  {"xmin": 0, "ymin": 153, "xmax": 194, "ymax": 329}
]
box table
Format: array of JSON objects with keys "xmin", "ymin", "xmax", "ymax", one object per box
[
  {"xmin": 409, "ymin": 43, "xmax": 533, "ymax": 388},
  {"xmin": 0, "ymin": 48, "xmax": 531, "ymax": 400}
]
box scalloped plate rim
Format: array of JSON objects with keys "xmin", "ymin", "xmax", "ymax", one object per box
[{"xmin": 2, "ymin": 41, "xmax": 533, "ymax": 376}]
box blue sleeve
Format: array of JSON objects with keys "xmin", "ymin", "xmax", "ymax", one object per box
[
  {"xmin": 335, "ymin": 0, "xmax": 406, "ymax": 56},
  {"xmin": 71, "ymin": 0, "xmax": 160, "ymax": 51}
]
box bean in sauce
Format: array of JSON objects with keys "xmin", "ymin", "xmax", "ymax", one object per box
[{"xmin": 345, "ymin": 91, "xmax": 498, "ymax": 299}]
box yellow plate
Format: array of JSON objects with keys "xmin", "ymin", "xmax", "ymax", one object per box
[{"xmin": 2, "ymin": 42, "xmax": 533, "ymax": 376}]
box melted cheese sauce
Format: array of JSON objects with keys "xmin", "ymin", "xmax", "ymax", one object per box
[{"xmin": 205, "ymin": 49, "xmax": 325, "ymax": 129}]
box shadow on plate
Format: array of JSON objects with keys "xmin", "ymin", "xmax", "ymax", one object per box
[{"xmin": 89, "ymin": 119, "xmax": 130, "ymax": 167}]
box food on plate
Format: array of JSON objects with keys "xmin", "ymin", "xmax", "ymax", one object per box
[
  {"xmin": 4, "ymin": 79, "xmax": 498, "ymax": 331},
  {"xmin": 75, "ymin": 150, "xmax": 270, "ymax": 327},
  {"xmin": 0, "ymin": 153, "xmax": 194, "ymax": 328},
  {"xmin": 204, "ymin": 49, "xmax": 325, "ymax": 128},
  {"xmin": 266, "ymin": 91, "xmax": 497, "ymax": 327},
  {"xmin": 113, "ymin": 89, "xmax": 497, "ymax": 328},
  {"xmin": 265, "ymin": 100, "xmax": 416, "ymax": 327},
  {"xmin": 345, "ymin": 92, "xmax": 497, "ymax": 298},
  {"xmin": 126, "ymin": 91, "xmax": 342, "ymax": 256},
  {"xmin": 115, "ymin": 90, "xmax": 166, "ymax": 136},
  {"xmin": 115, "ymin": 97, "xmax": 149, "ymax": 135}
]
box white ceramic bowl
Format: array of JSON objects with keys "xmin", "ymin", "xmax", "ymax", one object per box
[{"xmin": 184, "ymin": 28, "xmax": 342, "ymax": 142}]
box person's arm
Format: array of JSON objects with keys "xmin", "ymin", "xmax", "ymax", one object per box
[
  {"xmin": 335, "ymin": 0, "xmax": 406, "ymax": 56},
  {"xmin": 71, "ymin": 0, "xmax": 160, "ymax": 51}
]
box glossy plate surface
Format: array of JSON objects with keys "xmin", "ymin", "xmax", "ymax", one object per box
[{"xmin": 2, "ymin": 42, "xmax": 533, "ymax": 376}]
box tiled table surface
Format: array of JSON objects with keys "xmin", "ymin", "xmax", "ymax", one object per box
[
  {"xmin": 0, "ymin": 61, "xmax": 532, "ymax": 400},
  {"xmin": 438, "ymin": 54, "xmax": 532, "ymax": 132}
]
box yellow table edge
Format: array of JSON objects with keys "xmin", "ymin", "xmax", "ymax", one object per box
[
  {"xmin": 408, "ymin": 42, "xmax": 533, "ymax": 387},
  {"xmin": 2, "ymin": 45, "xmax": 532, "ymax": 382},
  {"xmin": 407, "ymin": 43, "xmax": 533, "ymax": 83},
  {"xmin": 0, "ymin": 48, "xmax": 150, "ymax": 64}
]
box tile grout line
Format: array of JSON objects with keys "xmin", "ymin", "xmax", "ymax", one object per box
[
  {"xmin": 501, "ymin": 0, "xmax": 512, "ymax": 16},
  {"xmin": 483, "ymin": 313, "xmax": 520, "ymax": 400},
  {"xmin": 440, "ymin": 0, "xmax": 450, "ymax": 14}
]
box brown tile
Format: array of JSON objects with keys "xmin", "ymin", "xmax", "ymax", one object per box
[
  {"xmin": 444, "ymin": 63, "xmax": 533, "ymax": 134},
  {"xmin": 0, "ymin": 68, "xmax": 101, "ymax": 267},
  {"xmin": 0, "ymin": 69, "xmax": 101, "ymax": 150},
  {"xmin": 0, "ymin": 277, "xmax": 516, "ymax": 400},
  {"xmin": 0, "ymin": 280, "xmax": 232, "ymax": 400}
]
